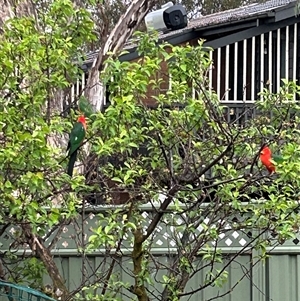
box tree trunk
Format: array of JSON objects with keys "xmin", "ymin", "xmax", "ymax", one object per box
[
  {"xmin": 22, "ymin": 224, "xmax": 69, "ymax": 300},
  {"xmin": 0, "ymin": 0, "xmax": 34, "ymax": 30},
  {"xmin": 84, "ymin": 0, "xmax": 158, "ymax": 111},
  {"xmin": 132, "ymin": 228, "xmax": 149, "ymax": 301}
]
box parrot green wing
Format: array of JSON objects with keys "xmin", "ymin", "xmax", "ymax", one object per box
[
  {"xmin": 68, "ymin": 121, "xmax": 86, "ymax": 155},
  {"xmin": 272, "ymin": 154, "xmax": 284, "ymax": 164},
  {"xmin": 78, "ymin": 96, "xmax": 95, "ymax": 119}
]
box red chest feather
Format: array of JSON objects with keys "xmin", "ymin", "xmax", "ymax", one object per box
[{"xmin": 259, "ymin": 146, "xmax": 275, "ymax": 173}]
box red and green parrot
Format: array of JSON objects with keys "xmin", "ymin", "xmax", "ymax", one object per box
[
  {"xmin": 259, "ymin": 146, "xmax": 283, "ymax": 174},
  {"xmin": 67, "ymin": 115, "xmax": 87, "ymax": 176}
]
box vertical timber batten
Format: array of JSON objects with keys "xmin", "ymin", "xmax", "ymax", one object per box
[
  {"xmin": 277, "ymin": 28, "xmax": 281, "ymax": 93},
  {"xmin": 71, "ymin": 84, "xmax": 75, "ymax": 103},
  {"xmin": 268, "ymin": 31, "xmax": 272, "ymax": 93},
  {"xmin": 209, "ymin": 50, "xmax": 213, "ymax": 93},
  {"xmin": 285, "ymin": 25, "xmax": 289, "ymax": 80},
  {"xmin": 293, "ymin": 23, "xmax": 297, "ymax": 99},
  {"xmin": 76, "ymin": 78, "xmax": 80, "ymax": 96},
  {"xmin": 217, "ymin": 47, "xmax": 221, "ymax": 99},
  {"xmin": 225, "ymin": 45, "xmax": 230, "ymax": 101},
  {"xmin": 251, "ymin": 36, "xmax": 255, "ymax": 101},
  {"xmin": 243, "ymin": 39, "xmax": 247, "ymax": 101},
  {"xmin": 260, "ymin": 33, "xmax": 264, "ymax": 101},
  {"xmin": 293, "ymin": 23, "xmax": 297, "ymax": 83},
  {"xmin": 234, "ymin": 42, "xmax": 238, "ymax": 101},
  {"xmin": 81, "ymin": 73, "xmax": 85, "ymax": 91}
]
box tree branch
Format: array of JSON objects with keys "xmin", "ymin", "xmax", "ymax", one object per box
[
  {"xmin": 21, "ymin": 224, "xmax": 69, "ymax": 300},
  {"xmin": 143, "ymin": 184, "xmax": 179, "ymax": 242},
  {"xmin": 85, "ymin": 0, "xmax": 159, "ymax": 111}
]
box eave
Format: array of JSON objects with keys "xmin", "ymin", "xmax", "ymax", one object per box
[{"xmin": 81, "ymin": 1, "xmax": 299, "ymax": 69}]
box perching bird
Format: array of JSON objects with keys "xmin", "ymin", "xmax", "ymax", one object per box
[
  {"xmin": 259, "ymin": 146, "xmax": 283, "ymax": 174},
  {"xmin": 67, "ymin": 115, "xmax": 87, "ymax": 176},
  {"xmin": 78, "ymin": 96, "xmax": 95, "ymax": 120}
]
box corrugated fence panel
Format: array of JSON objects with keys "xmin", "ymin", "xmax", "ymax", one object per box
[
  {"xmin": 40, "ymin": 253, "xmax": 300, "ymax": 300},
  {"xmin": 2, "ymin": 248, "xmax": 300, "ymax": 300},
  {"xmin": 267, "ymin": 255, "xmax": 300, "ymax": 301},
  {"xmin": 42, "ymin": 254, "xmax": 252, "ymax": 300},
  {"xmin": 179, "ymin": 255, "xmax": 252, "ymax": 301}
]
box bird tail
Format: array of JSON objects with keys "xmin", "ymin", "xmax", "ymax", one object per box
[{"xmin": 67, "ymin": 149, "xmax": 78, "ymax": 177}]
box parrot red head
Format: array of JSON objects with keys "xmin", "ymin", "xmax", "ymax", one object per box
[
  {"xmin": 78, "ymin": 115, "xmax": 87, "ymax": 130},
  {"xmin": 260, "ymin": 146, "xmax": 271, "ymax": 156}
]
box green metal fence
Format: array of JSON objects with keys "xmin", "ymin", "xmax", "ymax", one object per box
[
  {"xmin": 1, "ymin": 207, "xmax": 300, "ymax": 301},
  {"xmin": 0, "ymin": 281, "xmax": 56, "ymax": 301},
  {"xmin": 38, "ymin": 252, "xmax": 300, "ymax": 301}
]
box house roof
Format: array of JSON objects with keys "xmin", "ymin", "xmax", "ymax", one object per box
[
  {"xmin": 163, "ymin": 0, "xmax": 296, "ymax": 37},
  {"xmin": 83, "ymin": 0, "xmax": 297, "ymax": 67}
]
